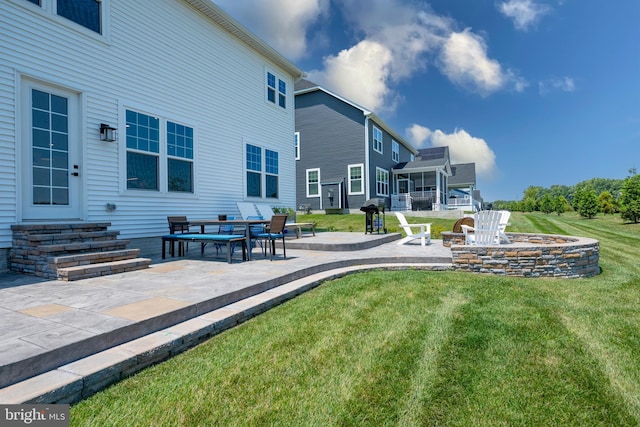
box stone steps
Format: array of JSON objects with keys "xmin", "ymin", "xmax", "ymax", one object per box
[
  {"xmin": 10, "ymin": 223, "xmax": 151, "ymax": 280},
  {"xmin": 56, "ymin": 258, "xmax": 153, "ymax": 281}
]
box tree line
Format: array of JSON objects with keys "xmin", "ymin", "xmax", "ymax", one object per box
[{"xmin": 490, "ymin": 170, "xmax": 640, "ymax": 223}]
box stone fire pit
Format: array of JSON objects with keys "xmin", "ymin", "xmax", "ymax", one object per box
[{"xmin": 441, "ymin": 231, "xmax": 600, "ymax": 278}]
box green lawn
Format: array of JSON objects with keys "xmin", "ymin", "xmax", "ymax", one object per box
[{"xmin": 71, "ymin": 212, "xmax": 640, "ymax": 426}]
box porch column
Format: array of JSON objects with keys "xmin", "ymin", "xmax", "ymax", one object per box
[{"xmin": 434, "ymin": 168, "xmax": 441, "ymax": 211}]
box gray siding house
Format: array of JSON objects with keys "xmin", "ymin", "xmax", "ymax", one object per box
[{"xmin": 294, "ymin": 79, "xmax": 418, "ymax": 212}]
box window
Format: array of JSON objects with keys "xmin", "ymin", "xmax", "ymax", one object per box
[
  {"xmin": 306, "ymin": 168, "xmax": 320, "ymax": 197},
  {"xmin": 373, "ymin": 126, "xmax": 383, "ymax": 154},
  {"xmin": 167, "ymin": 121, "xmax": 193, "ymax": 193},
  {"xmin": 348, "ymin": 164, "xmax": 364, "ymax": 195},
  {"xmin": 125, "ymin": 109, "xmax": 194, "ymax": 193},
  {"xmin": 25, "ymin": 0, "xmax": 103, "ymax": 34},
  {"xmin": 376, "ymin": 167, "xmax": 389, "ymax": 196},
  {"xmin": 294, "ymin": 132, "xmax": 300, "ymax": 160},
  {"xmin": 246, "ymin": 144, "xmax": 279, "ymax": 199},
  {"xmin": 266, "ymin": 149, "xmax": 278, "ymax": 198},
  {"xmin": 246, "ymin": 144, "xmax": 262, "ymax": 197},
  {"xmin": 392, "ymin": 140, "xmax": 399, "ymax": 162},
  {"xmin": 126, "ymin": 110, "xmax": 160, "ymax": 191},
  {"xmin": 267, "ymin": 70, "xmax": 287, "ymax": 109},
  {"xmin": 57, "ymin": 0, "xmax": 101, "ymax": 33}
]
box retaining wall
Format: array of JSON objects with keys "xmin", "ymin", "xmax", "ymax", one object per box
[{"xmin": 443, "ymin": 232, "xmax": 600, "ymax": 278}]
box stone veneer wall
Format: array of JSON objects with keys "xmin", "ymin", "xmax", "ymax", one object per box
[{"xmin": 444, "ymin": 232, "xmax": 600, "ymax": 278}]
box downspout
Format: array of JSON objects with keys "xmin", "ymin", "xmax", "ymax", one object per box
[{"xmin": 364, "ymin": 115, "xmax": 370, "ymax": 200}]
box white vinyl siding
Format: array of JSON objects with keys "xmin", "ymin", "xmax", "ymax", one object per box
[{"xmin": 0, "ymin": 0, "xmax": 298, "ymax": 248}]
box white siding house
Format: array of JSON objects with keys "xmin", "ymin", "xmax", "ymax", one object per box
[{"xmin": 0, "ymin": 0, "xmax": 303, "ymax": 270}]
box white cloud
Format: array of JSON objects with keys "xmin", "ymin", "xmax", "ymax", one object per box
[
  {"xmin": 307, "ymin": 1, "xmax": 451, "ymax": 111},
  {"xmin": 307, "ymin": 40, "xmax": 394, "ymax": 112},
  {"xmin": 538, "ymin": 76, "xmax": 576, "ymax": 95},
  {"xmin": 407, "ymin": 124, "xmax": 497, "ymax": 179},
  {"xmin": 220, "ymin": 0, "xmax": 526, "ymax": 110},
  {"xmin": 498, "ymin": 0, "xmax": 551, "ymax": 31},
  {"xmin": 439, "ymin": 29, "xmax": 526, "ymax": 96},
  {"xmin": 215, "ymin": 0, "xmax": 329, "ymax": 60}
]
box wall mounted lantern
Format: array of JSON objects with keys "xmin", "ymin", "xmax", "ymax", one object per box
[{"xmin": 100, "ymin": 123, "xmax": 117, "ymax": 142}]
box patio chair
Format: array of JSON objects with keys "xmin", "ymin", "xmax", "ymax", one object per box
[
  {"xmin": 167, "ymin": 215, "xmax": 191, "ymax": 256},
  {"xmin": 215, "ymin": 216, "xmax": 238, "ymax": 256},
  {"xmin": 498, "ymin": 210, "xmax": 511, "ymax": 243},
  {"xmin": 246, "ymin": 215, "xmax": 265, "ymax": 252},
  {"xmin": 255, "ymin": 203, "xmax": 275, "ymax": 220},
  {"xmin": 394, "ymin": 212, "xmax": 431, "ymax": 246},
  {"xmin": 237, "ymin": 202, "xmax": 259, "ymax": 219},
  {"xmin": 252, "ymin": 214, "xmax": 287, "ymax": 260},
  {"xmin": 461, "ymin": 210, "xmax": 503, "ymax": 245}
]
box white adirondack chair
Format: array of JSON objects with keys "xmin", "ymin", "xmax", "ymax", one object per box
[
  {"xmin": 255, "ymin": 203, "xmax": 275, "ymax": 220},
  {"xmin": 461, "ymin": 210, "xmax": 503, "ymax": 245},
  {"xmin": 498, "ymin": 210, "xmax": 511, "ymax": 243},
  {"xmin": 237, "ymin": 202, "xmax": 259, "ymax": 219},
  {"xmin": 395, "ymin": 212, "xmax": 431, "ymax": 246}
]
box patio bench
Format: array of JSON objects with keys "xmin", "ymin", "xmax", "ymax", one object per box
[
  {"xmin": 285, "ymin": 222, "xmax": 316, "ymax": 238},
  {"xmin": 162, "ymin": 233, "xmax": 247, "ymax": 263}
]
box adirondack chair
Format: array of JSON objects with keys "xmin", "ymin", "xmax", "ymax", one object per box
[
  {"xmin": 255, "ymin": 203, "xmax": 275, "ymax": 220},
  {"xmin": 395, "ymin": 212, "xmax": 431, "ymax": 246},
  {"xmin": 498, "ymin": 210, "xmax": 511, "ymax": 243},
  {"xmin": 461, "ymin": 210, "xmax": 503, "ymax": 245},
  {"xmin": 237, "ymin": 202, "xmax": 260, "ymax": 219}
]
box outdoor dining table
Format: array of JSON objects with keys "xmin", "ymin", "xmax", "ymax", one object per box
[{"xmin": 187, "ymin": 218, "xmax": 271, "ymax": 261}]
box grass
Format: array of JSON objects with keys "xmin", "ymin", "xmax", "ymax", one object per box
[
  {"xmin": 295, "ymin": 212, "xmax": 457, "ymax": 238},
  {"xmin": 71, "ymin": 212, "xmax": 640, "ymax": 426}
]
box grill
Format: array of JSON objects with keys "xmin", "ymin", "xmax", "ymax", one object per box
[{"xmin": 360, "ymin": 198, "xmax": 386, "ymax": 234}]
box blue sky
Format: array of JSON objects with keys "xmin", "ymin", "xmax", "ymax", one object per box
[{"xmin": 216, "ymin": 0, "xmax": 640, "ymax": 201}]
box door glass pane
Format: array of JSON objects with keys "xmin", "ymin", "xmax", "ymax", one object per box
[
  {"xmin": 52, "ymin": 169, "xmax": 68, "ymax": 187},
  {"xmin": 52, "ymin": 132, "xmax": 68, "ymax": 150},
  {"xmin": 31, "ymin": 89, "xmax": 69, "ymax": 206},
  {"xmin": 33, "ymin": 168, "xmax": 50, "ymax": 186},
  {"xmin": 33, "ymin": 187, "xmax": 50, "ymax": 205},
  {"xmin": 33, "ymin": 148, "xmax": 50, "ymax": 167},
  {"xmin": 32, "ymin": 110, "xmax": 50, "ymax": 129},
  {"xmin": 52, "ymin": 188, "xmax": 69, "ymax": 205},
  {"xmin": 32, "ymin": 129, "xmax": 50, "ymax": 148},
  {"xmin": 52, "ymin": 150, "xmax": 68, "ymax": 169}
]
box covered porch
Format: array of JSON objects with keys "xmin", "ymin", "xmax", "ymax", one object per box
[{"xmin": 391, "ymin": 164, "xmax": 451, "ymax": 211}]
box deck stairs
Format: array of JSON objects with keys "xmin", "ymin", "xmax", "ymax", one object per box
[{"xmin": 10, "ymin": 223, "xmax": 151, "ymax": 281}]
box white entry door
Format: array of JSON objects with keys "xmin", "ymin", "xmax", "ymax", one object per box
[{"xmin": 21, "ymin": 79, "xmax": 82, "ymax": 220}]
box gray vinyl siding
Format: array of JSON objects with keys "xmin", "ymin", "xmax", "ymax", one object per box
[
  {"xmin": 366, "ymin": 119, "xmax": 413, "ymax": 207},
  {"xmin": 295, "ymin": 91, "xmax": 366, "ymax": 210}
]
